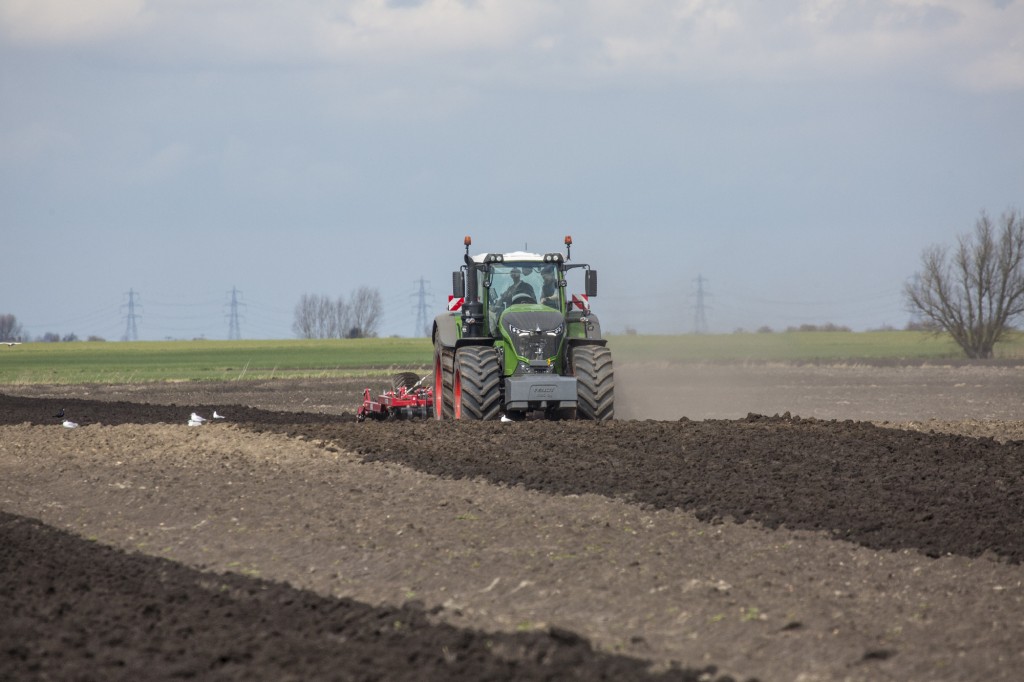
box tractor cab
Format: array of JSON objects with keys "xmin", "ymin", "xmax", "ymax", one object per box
[{"xmin": 483, "ymin": 259, "xmax": 562, "ymax": 324}]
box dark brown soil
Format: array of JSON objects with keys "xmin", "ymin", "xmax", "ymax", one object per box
[
  {"xmin": 3, "ymin": 364, "xmax": 1024, "ymax": 681},
  {"xmin": 0, "ymin": 512, "xmax": 698, "ymax": 681}
]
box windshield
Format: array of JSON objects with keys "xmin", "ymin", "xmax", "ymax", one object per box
[{"xmin": 487, "ymin": 263, "xmax": 560, "ymax": 310}]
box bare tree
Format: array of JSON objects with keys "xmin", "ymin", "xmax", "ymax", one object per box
[
  {"xmin": 0, "ymin": 314, "xmax": 24, "ymax": 342},
  {"xmin": 331, "ymin": 297, "xmax": 351, "ymax": 339},
  {"xmin": 293, "ymin": 294, "xmax": 354, "ymax": 339},
  {"xmin": 292, "ymin": 294, "xmax": 318, "ymax": 339},
  {"xmin": 314, "ymin": 295, "xmax": 334, "ymax": 339},
  {"xmin": 347, "ymin": 286, "xmax": 383, "ymax": 338},
  {"xmin": 904, "ymin": 209, "xmax": 1024, "ymax": 358}
]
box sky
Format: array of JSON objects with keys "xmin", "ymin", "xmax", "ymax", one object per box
[{"xmin": 1, "ymin": 0, "xmax": 1022, "ymax": 341}]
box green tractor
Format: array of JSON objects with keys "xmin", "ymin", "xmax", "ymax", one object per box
[{"xmin": 432, "ymin": 235, "xmax": 614, "ymax": 421}]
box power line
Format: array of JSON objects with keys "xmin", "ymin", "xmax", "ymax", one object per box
[
  {"xmin": 411, "ymin": 277, "xmax": 432, "ymax": 338},
  {"xmin": 121, "ymin": 288, "xmax": 141, "ymax": 341},
  {"xmin": 693, "ymin": 274, "xmax": 710, "ymax": 334},
  {"xmin": 225, "ymin": 286, "xmax": 245, "ymax": 340}
]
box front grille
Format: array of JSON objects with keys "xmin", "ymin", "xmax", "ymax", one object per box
[{"xmin": 502, "ymin": 311, "xmax": 565, "ymax": 364}]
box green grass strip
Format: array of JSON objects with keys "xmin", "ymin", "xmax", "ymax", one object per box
[
  {"xmin": 0, "ymin": 338, "xmax": 433, "ymax": 384},
  {"xmin": 1, "ymin": 331, "xmax": 1020, "ymax": 385}
]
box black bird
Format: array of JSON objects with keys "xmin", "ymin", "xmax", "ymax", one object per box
[{"xmin": 53, "ymin": 408, "xmax": 64, "ymax": 419}]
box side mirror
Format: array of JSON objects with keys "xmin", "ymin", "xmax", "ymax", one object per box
[
  {"xmin": 452, "ymin": 271, "xmax": 465, "ymax": 298},
  {"xmin": 585, "ymin": 270, "xmax": 598, "ymax": 297}
]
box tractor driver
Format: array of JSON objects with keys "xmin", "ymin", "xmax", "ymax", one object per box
[
  {"xmin": 498, "ymin": 267, "xmax": 536, "ymax": 306},
  {"xmin": 539, "ymin": 265, "xmax": 559, "ymax": 309}
]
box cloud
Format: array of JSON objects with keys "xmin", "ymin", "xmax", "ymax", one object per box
[
  {"xmin": 577, "ymin": 1, "xmax": 1022, "ymax": 89},
  {"xmin": 0, "ymin": 0, "xmax": 145, "ymax": 45},
  {"xmin": 1, "ymin": 0, "xmax": 1021, "ymax": 92},
  {"xmin": 314, "ymin": 0, "xmax": 553, "ymax": 59},
  {"xmin": 954, "ymin": 48, "xmax": 1024, "ymax": 91}
]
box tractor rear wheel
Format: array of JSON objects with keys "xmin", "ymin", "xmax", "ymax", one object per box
[
  {"xmin": 453, "ymin": 345, "xmax": 502, "ymax": 420},
  {"xmin": 571, "ymin": 345, "xmax": 614, "ymax": 421},
  {"xmin": 433, "ymin": 340, "xmax": 454, "ymax": 420}
]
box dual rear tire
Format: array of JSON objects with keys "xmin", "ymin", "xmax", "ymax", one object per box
[
  {"xmin": 453, "ymin": 346, "xmax": 502, "ymax": 420},
  {"xmin": 434, "ymin": 343, "xmax": 501, "ymax": 421},
  {"xmin": 570, "ymin": 345, "xmax": 615, "ymax": 421}
]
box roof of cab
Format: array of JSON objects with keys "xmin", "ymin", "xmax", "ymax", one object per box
[{"xmin": 470, "ymin": 250, "xmax": 544, "ymax": 264}]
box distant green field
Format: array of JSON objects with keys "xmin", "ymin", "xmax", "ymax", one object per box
[
  {"xmin": 608, "ymin": 330, "xmax": 1024, "ymax": 363},
  {"xmin": 1, "ymin": 331, "xmax": 1020, "ymax": 384},
  {"xmin": 0, "ymin": 338, "xmax": 435, "ymax": 384}
]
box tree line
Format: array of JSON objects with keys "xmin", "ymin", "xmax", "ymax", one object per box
[
  {"xmin": 2, "ymin": 286, "xmax": 387, "ymax": 343},
  {"xmin": 0, "ymin": 314, "xmax": 100, "ymax": 342},
  {"xmin": 292, "ymin": 287, "xmax": 384, "ymax": 339}
]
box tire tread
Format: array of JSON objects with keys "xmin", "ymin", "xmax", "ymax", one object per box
[
  {"xmin": 572, "ymin": 345, "xmax": 614, "ymax": 421},
  {"xmin": 455, "ymin": 346, "xmax": 502, "ymax": 420}
]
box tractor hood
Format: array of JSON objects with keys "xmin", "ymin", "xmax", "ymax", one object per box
[{"xmin": 501, "ymin": 308, "xmax": 566, "ymax": 367}]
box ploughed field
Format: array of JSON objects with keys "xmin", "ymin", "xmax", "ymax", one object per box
[{"xmin": 2, "ymin": 363, "xmax": 1024, "ymax": 681}]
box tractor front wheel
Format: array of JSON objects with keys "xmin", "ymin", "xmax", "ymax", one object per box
[
  {"xmin": 453, "ymin": 346, "xmax": 502, "ymax": 420},
  {"xmin": 571, "ymin": 345, "xmax": 614, "ymax": 421}
]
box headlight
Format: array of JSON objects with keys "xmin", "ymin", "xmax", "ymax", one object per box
[{"xmin": 509, "ymin": 324, "xmax": 562, "ymax": 337}]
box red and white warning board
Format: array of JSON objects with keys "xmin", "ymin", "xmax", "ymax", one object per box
[
  {"xmin": 447, "ymin": 296, "xmax": 464, "ymax": 312},
  {"xmin": 571, "ymin": 294, "xmax": 590, "ymax": 312}
]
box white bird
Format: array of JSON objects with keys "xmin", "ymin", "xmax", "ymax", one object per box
[
  {"xmin": 5, "ymin": 342, "xmax": 22, "ymax": 347},
  {"xmin": 187, "ymin": 418, "xmax": 203, "ymax": 427},
  {"xmin": 213, "ymin": 410, "xmax": 225, "ymax": 419},
  {"xmin": 500, "ymin": 414, "xmax": 514, "ymax": 423},
  {"xmin": 190, "ymin": 412, "xmax": 206, "ymax": 423},
  {"xmin": 62, "ymin": 420, "xmax": 79, "ymax": 428}
]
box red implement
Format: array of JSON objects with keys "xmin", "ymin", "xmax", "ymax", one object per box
[{"xmin": 356, "ymin": 384, "xmax": 434, "ymax": 422}]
